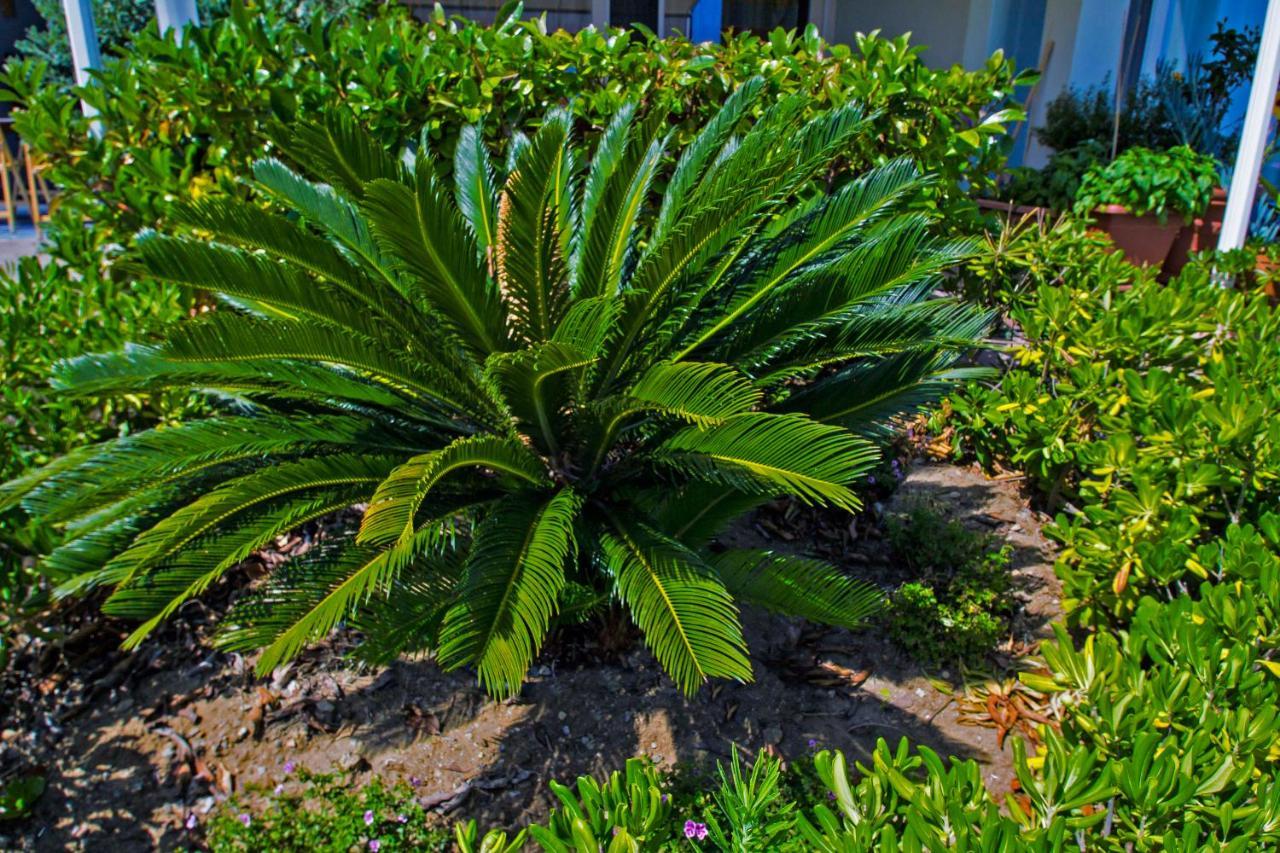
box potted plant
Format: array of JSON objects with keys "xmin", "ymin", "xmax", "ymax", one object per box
[{"xmin": 1073, "ymin": 145, "xmax": 1218, "ymax": 269}]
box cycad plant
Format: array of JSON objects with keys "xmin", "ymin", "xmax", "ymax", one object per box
[{"xmin": 3, "ymin": 81, "xmax": 990, "ymax": 697}]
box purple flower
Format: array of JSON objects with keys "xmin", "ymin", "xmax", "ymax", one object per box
[
  {"xmin": 867, "ymin": 475, "xmax": 876, "ymax": 485},
  {"xmin": 397, "ymin": 813, "xmax": 408, "ymax": 824},
  {"xmin": 369, "ymin": 841, "xmax": 381, "ymax": 852},
  {"xmin": 684, "ymin": 820, "xmax": 708, "ymax": 840},
  {"xmin": 184, "ymin": 814, "xmax": 197, "ymax": 831},
  {"xmin": 807, "ymin": 738, "xmax": 818, "ymax": 750},
  {"xmin": 363, "ymin": 809, "xmax": 375, "ymax": 826},
  {"xmin": 409, "ymin": 776, "xmax": 422, "ymax": 787},
  {"xmin": 828, "ymin": 791, "xmax": 836, "ymax": 800},
  {"xmin": 661, "ymin": 793, "xmax": 669, "ymax": 803},
  {"xmin": 283, "ymin": 760, "xmax": 296, "ymax": 774},
  {"xmin": 238, "ymin": 813, "xmax": 252, "ymax": 827},
  {"xmin": 273, "ymin": 783, "xmax": 285, "ymax": 796}
]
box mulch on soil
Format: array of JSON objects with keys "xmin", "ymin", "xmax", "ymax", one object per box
[{"xmin": 1, "ymin": 462, "xmax": 1060, "ymax": 851}]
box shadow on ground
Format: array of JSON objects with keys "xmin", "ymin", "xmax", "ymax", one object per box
[{"xmin": 3, "ymin": 462, "xmax": 1060, "ymax": 848}]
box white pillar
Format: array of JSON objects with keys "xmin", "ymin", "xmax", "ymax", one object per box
[
  {"xmin": 591, "ymin": 0, "xmax": 608, "ymax": 29},
  {"xmin": 61, "ymin": 0, "xmax": 101, "ymax": 121},
  {"xmin": 1219, "ymin": 0, "xmax": 1280, "ymax": 252},
  {"xmin": 155, "ymin": 0, "xmax": 199, "ymax": 41}
]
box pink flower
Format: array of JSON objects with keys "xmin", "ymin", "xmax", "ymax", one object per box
[
  {"xmin": 184, "ymin": 814, "xmax": 197, "ymax": 831},
  {"xmin": 683, "ymin": 820, "xmax": 707, "ymax": 840},
  {"xmin": 238, "ymin": 813, "xmax": 252, "ymax": 827},
  {"xmin": 283, "ymin": 760, "xmax": 296, "ymax": 774},
  {"xmin": 369, "ymin": 841, "xmax": 381, "ymax": 852},
  {"xmin": 363, "ymin": 809, "xmax": 375, "ymax": 826},
  {"xmin": 397, "ymin": 814, "xmax": 408, "ymax": 824}
]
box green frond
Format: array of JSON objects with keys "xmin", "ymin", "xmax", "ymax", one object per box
[
  {"xmin": 133, "ymin": 233, "xmax": 404, "ymax": 346},
  {"xmin": 362, "ymin": 165, "xmax": 508, "ymax": 355},
  {"xmin": 710, "ymin": 549, "xmax": 884, "ymax": 629},
  {"xmin": 51, "ymin": 344, "xmax": 421, "ymax": 416},
  {"xmin": 486, "ymin": 343, "xmax": 595, "ymax": 451},
  {"xmin": 498, "ymin": 110, "xmax": 574, "ymax": 343},
  {"xmin": 454, "ymin": 123, "xmax": 501, "ymax": 258},
  {"xmin": 780, "ymin": 351, "xmax": 994, "ymax": 436},
  {"xmin": 574, "ymin": 109, "xmax": 666, "ymax": 299},
  {"xmin": 107, "ymin": 485, "xmax": 373, "ymax": 648},
  {"xmin": 277, "ymin": 109, "xmax": 406, "ymax": 196},
  {"xmin": 218, "ymin": 525, "xmax": 461, "ymax": 676},
  {"xmin": 673, "ymin": 158, "xmax": 927, "ymax": 360},
  {"xmin": 348, "ymin": 555, "xmax": 466, "ymax": 665},
  {"xmin": 600, "ymin": 516, "xmax": 751, "ymax": 695},
  {"xmin": 20, "ymin": 412, "xmax": 411, "ymax": 523},
  {"xmin": 358, "ymin": 435, "xmax": 548, "ymax": 545},
  {"xmin": 650, "ymin": 484, "xmax": 767, "ymax": 546},
  {"xmin": 437, "ymin": 488, "xmax": 582, "ymax": 698},
  {"xmin": 657, "ymin": 413, "xmax": 877, "ymax": 511},
  {"xmin": 166, "ymin": 198, "xmax": 420, "ymax": 335},
  {"xmin": 102, "ymin": 453, "xmax": 399, "ymax": 584},
  {"xmin": 252, "ymin": 158, "xmax": 393, "ymax": 281},
  {"xmin": 577, "ymin": 103, "xmax": 636, "ymax": 254},
  {"xmin": 652, "ymin": 76, "xmax": 764, "ymax": 243},
  {"xmin": 629, "ymin": 361, "xmax": 762, "ymax": 427},
  {"xmin": 157, "ymin": 312, "xmax": 480, "ymax": 418}
]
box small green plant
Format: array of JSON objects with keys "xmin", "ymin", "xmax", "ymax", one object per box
[
  {"xmin": 207, "ymin": 769, "xmax": 448, "ymax": 851},
  {"xmin": 885, "ymin": 505, "xmax": 1013, "ymax": 665},
  {"xmin": 1073, "ymin": 144, "xmax": 1218, "ymax": 222},
  {"xmin": 704, "ymin": 748, "xmax": 794, "ymax": 851},
  {"xmin": 530, "ymin": 757, "xmax": 672, "ymax": 851},
  {"xmin": 0, "ymin": 774, "xmax": 45, "ymax": 821}
]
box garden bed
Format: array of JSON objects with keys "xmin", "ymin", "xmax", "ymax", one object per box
[{"xmin": 1, "ymin": 462, "xmax": 1057, "ymax": 850}]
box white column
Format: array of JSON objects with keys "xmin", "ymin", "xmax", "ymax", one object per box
[
  {"xmin": 61, "ymin": 0, "xmax": 101, "ymax": 121},
  {"xmin": 1219, "ymin": 0, "xmax": 1280, "ymax": 252},
  {"xmin": 155, "ymin": 0, "xmax": 199, "ymax": 41},
  {"xmin": 591, "ymin": 0, "xmax": 609, "ymax": 28}
]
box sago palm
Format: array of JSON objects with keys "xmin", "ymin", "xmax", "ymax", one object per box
[{"xmin": 3, "ymin": 81, "xmax": 990, "ymax": 697}]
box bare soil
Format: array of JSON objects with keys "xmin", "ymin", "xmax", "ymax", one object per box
[{"xmin": 0, "ymin": 462, "xmax": 1059, "ymax": 851}]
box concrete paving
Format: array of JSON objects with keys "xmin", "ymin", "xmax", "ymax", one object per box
[{"xmin": 0, "ymin": 220, "xmax": 43, "ymax": 267}]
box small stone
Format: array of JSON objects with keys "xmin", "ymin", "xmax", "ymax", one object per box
[
  {"xmin": 235, "ymin": 726, "xmax": 249, "ymax": 741},
  {"xmin": 557, "ymin": 711, "xmax": 567, "ymax": 721},
  {"xmin": 763, "ymin": 725, "xmax": 783, "ymax": 745}
]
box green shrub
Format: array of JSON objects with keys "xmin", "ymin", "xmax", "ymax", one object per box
[
  {"xmin": 886, "ymin": 506, "xmax": 1013, "ymax": 665},
  {"xmin": 945, "ymin": 225, "xmax": 1280, "ymax": 625},
  {"xmin": 4, "ymin": 3, "xmax": 1028, "ymax": 247},
  {"xmin": 1073, "ymin": 144, "xmax": 1219, "ymax": 222},
  {"xmin": 1, "ymin": 89, "xmax": 993, "ymax": 696}
]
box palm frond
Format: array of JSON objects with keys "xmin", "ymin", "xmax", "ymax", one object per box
[
  {"xmin": 600, "ymin": 516, "xmax": 751, "ymax": 695},
  {"xmin": 362, "ymin": 164, "xmax": 509, "ymax": 355},
  {"xmin": 276, "ymin": 108, "xmax": 405, "ymax": 196},
  {"xmin": 454, "ymin": 123, "xmax": 501, "ymax": 259},
  {"xmin": 436, "ymin": 488, "xmax": 581, "ymax": 698},
  {"xmin": 218, "ymin": 524, "xmax": 460, "ymax": 675},
  {"xmin": 657, "ymin": 413, "xmax": 877, "ymax": 510},
  {"xmin": 497, "ymin": 111, "xmax": 574, "ymax": 343},
  {"xmin": 358, "ymin": 436, "xmax": 548, "ymax": 545},
  {"xmin": 102, "ymin": 453, "xmax": 398, "ymax": 583},
  {"xmin": 711, "ymin": 549, "xmax": 884, "ymax": 628}
]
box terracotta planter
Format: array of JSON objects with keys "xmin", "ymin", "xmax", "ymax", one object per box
[
  {"xmin": 1165, "ymin": 187, "xmax": 1227, "ymax": 277},
  {"xmin": 1257, "ymin": 252, "xmax": 1279, "ymax": 299},
  {"xmin": 1089, "ymin": 205, "xmax": 1184, "ymax": 269}
]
